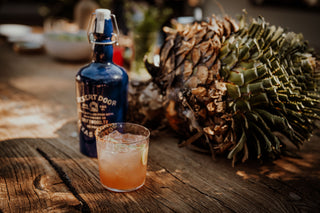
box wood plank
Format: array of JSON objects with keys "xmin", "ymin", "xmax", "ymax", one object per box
[
  {"xmin": 0, "ymin": 138, "xmax": 81, "ymax": 212},
  {"xmin": 149, "ymin": 132, "xmax": 320, "ymax": 212}
]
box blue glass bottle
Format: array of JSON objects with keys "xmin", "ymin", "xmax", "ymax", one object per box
[{"xmin": 76, "ymin": 9, "xmax": 128, "ymax": 157}]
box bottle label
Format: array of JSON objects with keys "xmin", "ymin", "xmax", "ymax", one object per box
[{"xmin": 77, "ymin": 94, "xmax": 118, "ymax": 139}]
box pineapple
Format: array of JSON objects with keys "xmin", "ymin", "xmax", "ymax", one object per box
[{"xmin": 131, "ymin": 12, "xmax": 320, "ymax": 165}]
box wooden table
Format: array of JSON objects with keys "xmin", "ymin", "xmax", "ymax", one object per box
[{"xmin": 1, "ymin": 42, "xmax": 320, "ymax": 213}]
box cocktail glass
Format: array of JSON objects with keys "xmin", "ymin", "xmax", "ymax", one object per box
[{"xmin": 95, "ymin": 122, "xmax": 150, "ymax": 192}]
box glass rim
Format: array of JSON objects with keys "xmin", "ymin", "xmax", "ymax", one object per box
[{"xmin": 95, "ymin": 122, "xmax": 150, "ymax": 144}]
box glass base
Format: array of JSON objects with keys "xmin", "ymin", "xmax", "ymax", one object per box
[{"xmin": 101, "ymin": 181, "xmax": 145, "ymax": 192}]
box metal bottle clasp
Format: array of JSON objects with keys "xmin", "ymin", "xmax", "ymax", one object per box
[{"xmin": 87, "ymin": 13, "xmax": 120, "ymax": 46}]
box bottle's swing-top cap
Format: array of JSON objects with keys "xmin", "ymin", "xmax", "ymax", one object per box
[
  {"xmin": 95, "ymin": 9, "xmax": 111, "ymax": 34},
  {"xmin": 87, "ymin": 8, "xmax": 119, "ymax": 45}
]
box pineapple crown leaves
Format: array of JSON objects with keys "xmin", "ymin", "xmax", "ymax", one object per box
[
  {"xmin": 144, "ymin": 12, "xmax": 320, "ymax": 165},
  {"xmin": 220, "ymin": 14, "xmax": 320, "ymax": 165}
]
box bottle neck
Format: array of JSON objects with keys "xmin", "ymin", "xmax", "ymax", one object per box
[
  {"xmin": 92, "ymin": 44, "xmax": 113, "ymax": 63},
  {"xmin": 92, "ymin": 18, "xmax": 113, "ymax": 63}
]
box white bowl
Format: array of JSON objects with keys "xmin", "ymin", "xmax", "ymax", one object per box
[
  {"xmin": 44, "ymin": 31, "xmax": 91, "ymax": 61},
  {"xmin": 0, "ymin": 24, "xmax": 32, "ymax": 40}
]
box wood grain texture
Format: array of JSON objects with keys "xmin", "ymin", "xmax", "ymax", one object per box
[{"xmin": 0, "ymin": 42, "xmax": 320, "ymax": 212}]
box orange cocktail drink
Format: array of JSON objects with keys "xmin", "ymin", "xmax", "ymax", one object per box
[{"xmin": 95, "ymin": 123, "xmax": 150, "ymax": 192}]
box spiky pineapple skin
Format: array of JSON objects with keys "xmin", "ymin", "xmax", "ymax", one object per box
[
  {"xmin": 142, "ymin": 13, "xmax": 320, "ymax": 164},
  {"xmin": 148, "ymin": 16, "xmax": 239, "ymax": 154}
]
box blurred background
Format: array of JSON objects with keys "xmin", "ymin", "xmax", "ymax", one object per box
[{"xmin": 0, "ymin": 0, "xmax": 319, "ymax": 63}]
